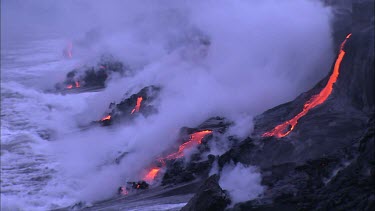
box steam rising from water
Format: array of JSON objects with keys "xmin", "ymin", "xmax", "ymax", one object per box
[{"xmin": 2, "ymin": 0, "xmax": 333, "ymax": 209}]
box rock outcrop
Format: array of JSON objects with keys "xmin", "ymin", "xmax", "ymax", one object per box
[
  {"xmin": 55, "ymin": 54, "xmax": 130, "ymax": 92},
  {"xmin": 99, "ymin": 85, "xmax": 160, "ymax": 126},
  {"xmin": 181, "ymin": 175, "xmax": 231, "ymax": 211}
]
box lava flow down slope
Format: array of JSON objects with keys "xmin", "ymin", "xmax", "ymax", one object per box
[
  {"xmin": 181, "ymin": 1, "xmax": 374, "ymax": 211},
  {"xmin": 77, "ymin": 2, "xmax": 373, "ymax": 210},
  {"xmin": 262, "ymin": 34, "xmax": 352, "ymax": 138},
  {"xmin": 4, "ymin": 0, "xmax": 373, "ymax": 210}
]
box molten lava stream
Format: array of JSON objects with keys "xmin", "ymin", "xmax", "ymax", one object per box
[
  {"xmin": 143, "ymin": 168, "xmax": 161, "ymax": 183},
  {"xmin": 143, "ymin": 130, "xmax": 213, "ymax": 183},
  {"xmin": 131, "ymin": 97, "xmax": 143, "ymax": 114},
  {"xmin": 263, "ymin": 33, "xmax": 352, "ymax": 138},
  {"xmin": 166, "ymin": 130, "xmax": 213, "ymax": 160},
  {"xmin": 66, "ymin": 84, "xmax": 73, "ymax": 89},
  {"xmin": 75, "ymin": 81, "xmax": 80, "ymax": 88},
  {"xmin": 101, "ymin": 115, "xmax": 111, "ymax": 121}
]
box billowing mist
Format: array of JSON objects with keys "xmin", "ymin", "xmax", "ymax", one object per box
[
  {"xmin": 2, "ymin": 0, "xmax": 334, "ymax": 207},
  {"xmin": 219, "ymin": 163, "xmax": 264, "ymax": 204}
]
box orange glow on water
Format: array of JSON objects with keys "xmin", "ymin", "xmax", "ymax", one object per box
[
  {"xmin": 131, "ymin": 97, "xmax": 143, "ymax": 114},
  {"xmin": 263, "ymin": 33, "xmax": 352, "ymax": 138}
]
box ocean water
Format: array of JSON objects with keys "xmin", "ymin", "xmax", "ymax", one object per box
[
  {"xmin": 1, "ymin": 2, "xmax": 335, "ymax": 209},
  {"xmin": 0, "ymin": 35, "xmax": 189, "ymax": 211},
  {"xmin": 1, "ymin": 36, "xmax": 96, "ymax": 210}
]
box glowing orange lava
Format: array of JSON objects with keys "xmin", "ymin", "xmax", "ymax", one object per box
[
  {"xmin": 263, "ymin": 33, "xmax": 352, "ymax": 138},
  {"xmin": 66, "ymin": 81, "xmax": 80, "ymax": 89},
  {"xmin": 142, "ymin": 130, "xmax": 213, "ymax": 183},
  {"xmin": 131, "ymin": 97, "xmax": 143, "ymax": 114},
  {"xmin": 101, "ymin": 115, "xmax": 111, "ymax": 121},
  {"xmin": 143, "ymin": 168, "xmax": 161, "ymax": 183},
  {"xmin": 166, "ymin": 130, "xmax": 213, "ymax": 160}
]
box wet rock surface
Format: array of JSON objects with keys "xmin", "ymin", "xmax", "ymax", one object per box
[{"xmin": 181, "ymin": 175, "xmax": 231, "ymax": 211}]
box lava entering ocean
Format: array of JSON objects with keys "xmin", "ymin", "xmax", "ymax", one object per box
[
  {"xmin": 131, "ymin": 97, "xmax": 143, "ymax": 114},
  {"xmin": 118, "ymin": 130, "xmax": 212, "ymax": 195},
  {"xmin": 263, "ymin": 33, "xmax": 352, "ymax": 138}
]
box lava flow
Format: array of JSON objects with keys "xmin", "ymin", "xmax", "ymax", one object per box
[
  {"xmin": 143, "ymin": 168, "xmax": 161, "ymax": 183},
  {"xmin": 131, "ymin": 97, "xmax": 143, "ymax": 114},
  {"xmin": 66, "ymin": 81, "xmax": 80, "ymax": 89},
  {"xmin": 166, "ymin": 130, "xmax": 213, "ymax": 160},
  {"xmin": 142, "ymin": 130, "xmax": 213, "ymax": 183},
  {"xmin": 101, "ymin": 115, "xmax": 111, "ymax": 121},
  {"xmin": 263, "ymin": 33, "xmax": 352, "ymax": 138}
]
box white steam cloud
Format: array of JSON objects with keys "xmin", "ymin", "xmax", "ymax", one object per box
[
  {"xmin": 219, "ymin": 163, "xmax": 264, "ymax": 204},
  {"xmin": 2, "ymin": 0, "xmax": 334, "ymax": 207}
]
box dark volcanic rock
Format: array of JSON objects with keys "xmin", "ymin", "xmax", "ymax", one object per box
[
  {"xmin": 99, "ymin": 85, "xmax": 160, "ymax": 126},
  {"xmin": 322, "ymin": 0, "xmax": 352, "ymax": 49},
  {"xmin": 231, "ymin": 117, "xmax": 375, "ymax": 211},
  {"xmin": 162, "ymin": 155, "xmax": 215, "ymax": 186},
  {"xmin": 128, "ymin": 181, "xmax": 150, "ymax": 190},
  {"xmin": 189, "ymin": 1, "xmax": 374, "ymax": 210},
  {"xmin": 161, "ymin": 117, "xmax": 233, "ymax": 186},
  {"xmin": 252, "ymin": 0, "xmax": 374, "ymax": 167},
  {"xmin": 314, "ymin": 116, "xmax": 375, "ymax": 211},
  {"xmin": 162, "ymin": 159, "xmax": 202, "ymax": 185},
  {"xmin": 55, "ymin": 54, "xmax": 130, "ymax": 92},
  {"xmin": 115, "ymin": 86, "xmax": 160, "ymax": 115},
  {"xmin": 181, "ymin": 175, "xmax": 231, "ymax": 211}
]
